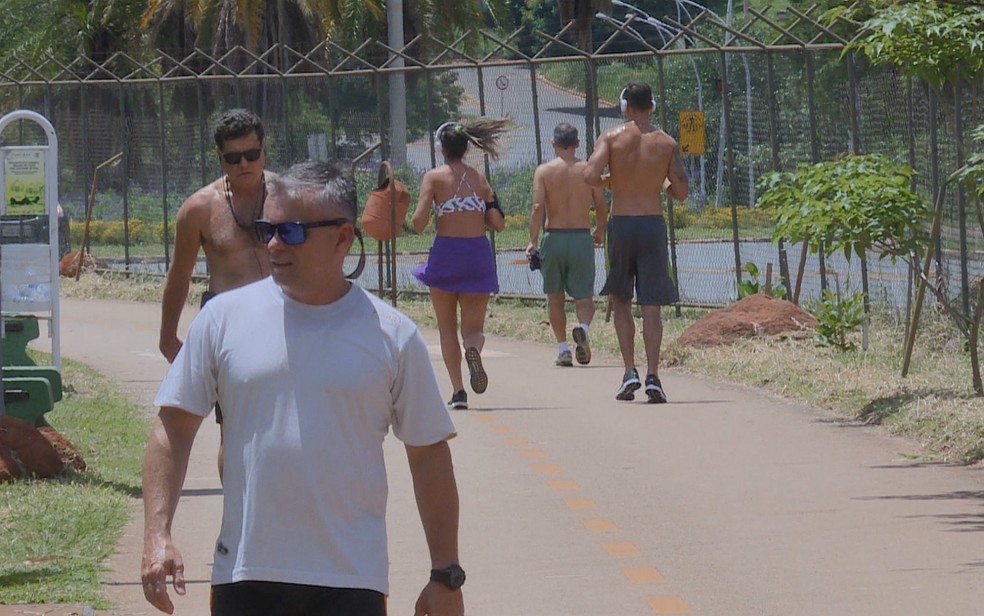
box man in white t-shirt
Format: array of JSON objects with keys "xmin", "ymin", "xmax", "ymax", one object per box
[{"xmin": 141, "ymin": 165, "xmax": 465, "ymax": 616}]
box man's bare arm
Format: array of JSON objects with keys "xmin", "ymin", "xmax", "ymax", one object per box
[
  {"xmin": 411, "ymin": 173, "xmax": 434, "ymax": 234},
  {"xmin": 528, "ymin": 166, "xmax": 547, "ymax": 252},
  {"xmin": 665, "ymin": 146, "xmax": 689, "ymax": 202},
  {"xmin": 583, "ymin": 135, "xmax": 611, "ymax": 188},
  {"xmin": 407, "ymin": 440, "xmax": 463, "ymax": 616},
  {"xmin": 591, "ymin": 185, "xmax": 608, "ymax": 246},
  {"xmin": 142, "ymin": 408, "xmax": 203, "ymax": 614},
  {"xmin": 159, "ymin": 199, "xmax": 206, "ymax": 362}
]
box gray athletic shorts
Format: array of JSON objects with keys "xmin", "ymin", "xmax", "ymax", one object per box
[{"xmin": 602, "ymin": 215, "xmax": 678, "ymax": 306}]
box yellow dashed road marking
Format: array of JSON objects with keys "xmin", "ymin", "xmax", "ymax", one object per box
[
  {"xmin": 625, "ymin": 567, "xmax": 664, "ymax": 584},
  {"xmin": 581, "ymin": 518, "xmax": 618, "ymax": 532},
  {"xmin": 565, "ymin": 497, "xmax": 598, "ymax": 510},
  {"xmin": 646, "ymin": 596, "xmax": 691, "ymax": 613},
  {"xmin": 602, "ymin": 541, "xmax": 639, "ymax": 556},
  {"xmin": 485, "ymin": 416, "xmax": 692, "ymax": 615}
]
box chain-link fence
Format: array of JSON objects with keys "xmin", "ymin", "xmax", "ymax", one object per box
[{"xmin": 1, "ymin": 9, "xmax": 981, "ymax": 310}]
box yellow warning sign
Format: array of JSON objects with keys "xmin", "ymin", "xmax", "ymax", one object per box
[{"xmin": 678, "ymin": 111, "xmax": 706, "ymax": 156}]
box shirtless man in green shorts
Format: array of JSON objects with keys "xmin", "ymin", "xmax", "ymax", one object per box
[
  {"xmin": 527, "ymin": 123, "xmax": 608, "ymax": 367},
  {"xmin": 583, "ymin": 82, "xmax": 689, "ymax": 403}
]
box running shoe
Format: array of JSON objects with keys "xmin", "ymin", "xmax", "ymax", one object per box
[
  {"xmin": 465, "ymin": 347, "xmax": 488, "ymax": 394},
  {"xmin": 448, "ymin": 390, "xmax": 468, "ymax": 410},
  {"xmin": 554, "ymin": 350, "xmax": 573, "ymax": 367},
  {"xmin": 615, "ymin": 368, "xmax": 641, "ymax": 401},
  {"xmin": 645, "ymin": 374, "xmax": 667, "ymax": 404},
  {"xmin": 572, "ymin": 326, "xmax": 591, "ymax": 365}
]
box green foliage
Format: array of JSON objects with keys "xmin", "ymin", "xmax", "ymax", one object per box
[
  {"xmin": 759, "ymin": 154, "xmax": 932, "ymax": 262},
  {"xmin": 693, "ymin": 204, "xmax": 776, "ymax": 230},
  {"xmin": 490, "ymin": 165, "xmax": 536, "ymax": 217},
  {"xmin": 669, "ymin": 204, "xmax": 692, "ymax": 230},
  {"xmin": 811, "ymin": 289, "xmax": 867, "ymax": 351},
  {"xmin": 737, "ymin": 261, "xmax": 787, "ymax": 299},
  {"xmin": 844, "ymin": 0, "xmax": 984, "ymax": 88},
  {"xmin": 952, "ymin": 123, "xmax": 984, "ymax": 201}
]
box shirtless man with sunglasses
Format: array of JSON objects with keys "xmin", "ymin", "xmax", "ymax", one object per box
[{"xmin": 159, "ymin": 108, "xmax": 272, "ymax": 480}]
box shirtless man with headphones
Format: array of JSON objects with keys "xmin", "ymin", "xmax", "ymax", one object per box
[{"xmin": 583, "ymin": 82, "xmax": 689, "ymax": 404}]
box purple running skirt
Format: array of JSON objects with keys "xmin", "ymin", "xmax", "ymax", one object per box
[{"xmin": 413, "ymin": 235, "xmax": 500, "ymax": 293}]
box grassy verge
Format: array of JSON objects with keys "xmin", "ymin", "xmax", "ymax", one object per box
[{"xmin": 0, "ymin": 355, "xmax": 150, "ymax": 608}]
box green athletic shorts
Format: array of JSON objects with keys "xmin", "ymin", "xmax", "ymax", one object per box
[{"xmin": 540, "ymin": 229, "xmax": 596, "ymax": 299}]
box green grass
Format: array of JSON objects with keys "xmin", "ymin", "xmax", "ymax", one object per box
[{"xmin": 0, "ymin": 355, "xmax": 150, "ymax": 608}]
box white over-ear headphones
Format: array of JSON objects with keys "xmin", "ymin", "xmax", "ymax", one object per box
[
  {"xmin": 619, "ymin": 87, "xmax": 657, "ymax": 114},
  {"xmin": 434, "ymin": 121, "xmax": 455, "ymax": 142}
]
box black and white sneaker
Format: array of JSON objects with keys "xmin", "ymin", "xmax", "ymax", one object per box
[
  {"xmin": 465, "ymin": 347, "xmax": 488, "ymax": 394},
  {"xmin": 572, "ymin": 326, "xmax": 591, "ymax": 365},
  {"xmin": 615, "ymin": 369, "xmax": 641, "ymax": 401},
  {"xmin": 448, "ymin": 390, "xmax": 468, "ymax": 410},
  {"xmin": 645, "ymin": 374, "xmax": 667, "ymax": 404}
]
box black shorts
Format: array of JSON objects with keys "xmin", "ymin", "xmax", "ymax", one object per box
[
  {"xmin": 211, "ymin": 581, "xmax": 386, "ymax": 616},
  {"xmin": 602, "ymin": 215, "xmax": 678, "ymax": 306}
]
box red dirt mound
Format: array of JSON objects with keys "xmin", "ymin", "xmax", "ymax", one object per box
[
  {"xmin": 39, "ymin": 426, "xmax": 88, "ymax": 472},
  {"xmin": 59, "ymin": 250, "xmax": 106, "ymax": 277},
  {"xmin": 677, "ymin": 294, "xmax": 818, "ymax": 348},
  {"xmin": 0, "ymin": 416, "xmax": 64, "ymax": 481}
]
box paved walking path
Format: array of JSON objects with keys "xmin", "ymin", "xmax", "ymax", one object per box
[{"xmin": 8, "ymin": 296, "xmax": 984, "ymax": 615}]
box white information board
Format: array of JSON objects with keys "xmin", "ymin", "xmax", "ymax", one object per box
[{"xmin": 0, "ymin": 111, "xmax": 61, "ymax": 370}]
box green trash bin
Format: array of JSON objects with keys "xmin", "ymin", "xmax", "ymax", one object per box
[{"xmin": 2, "ymin": 315, "xmax": 40, "ymax": 366}]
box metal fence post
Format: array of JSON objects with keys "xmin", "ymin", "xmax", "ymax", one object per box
[
  {"xmin": 766, "ymin": 52, "xmax": 790, "ymax": 301},
  {"xmin": 955, "ymin": 77, "xmax": 969, "ymax": 315},
  {"xmin": 805, "ymin": 51, "xmax": 827, "ymax": 293},
  {"xmin": 720, "ymin": 52, "xmax": 742, "ymax": 290},
  {"xmin": 160, "ymin": 80, "xmax": 171, "ymax": 269}
]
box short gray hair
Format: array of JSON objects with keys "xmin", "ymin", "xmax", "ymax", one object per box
[
  {"xmin": 552, "ymin": 123, "xmax": 578, "ymax": 149},
  {"xmin": 279, "ymin": 160, "xmax": 358, "ymax": 222}
]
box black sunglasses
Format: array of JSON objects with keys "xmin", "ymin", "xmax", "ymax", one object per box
[
  {"xmin": 220, "ymin": 147, "xmax": 263, "ymax": 165},
  {"xmin": 254, "ymin": 218, "xmax": 349, "ymax": 245}
]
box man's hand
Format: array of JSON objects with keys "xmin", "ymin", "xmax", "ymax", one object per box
[
  {"xmin": 525, "ymin": 243, "xmax": 538, "ymax": 258},
  {"xmin": 141, "ymin": 534, "xmax": 186, "ymax": 614},
  {"xmin": 159, "ymin": 336, "xmax": 182, "ymax": 363},
  {"xmin": 414, "ymin": 581, "xmax": 464, "ymax": 616},
  {"xmin": 592, "ymin": 227, "xmax": 605, "ymax": 247}
]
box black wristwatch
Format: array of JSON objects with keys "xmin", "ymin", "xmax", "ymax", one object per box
[{"xmin": 430, "ymin": 564, "xmax": 466, "ymax": 590}]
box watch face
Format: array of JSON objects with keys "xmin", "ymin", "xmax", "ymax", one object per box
[
  {"xmin": 433, "ymin": 564, "xmax": 466, "ymax": 589},
  {"xmin": 449, "ymin": 567, "xmax": 466, "ymax": 588}
]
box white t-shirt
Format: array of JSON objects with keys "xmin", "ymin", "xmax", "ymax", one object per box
[{"xmin": 155, "ymin": 278, "xmax": 456, "ymax": 594}]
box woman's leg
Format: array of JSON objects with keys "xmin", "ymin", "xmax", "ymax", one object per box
[
  {"xmin": 458, "ymin": 292, "xmax": 490, "ymax": 351},
  {"xmin": 459, "ymin": 292, "xmax": 490, "ymax": 393},
  {"xmin": 430, "ymin": 287, "xmax": 464, "ymax": 393}
]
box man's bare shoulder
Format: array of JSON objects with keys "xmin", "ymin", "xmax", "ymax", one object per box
[
  {"xmin": 176, "ymin": 178, "xmax": 222, "ymax": 219},
  {"xmin": 535, "ymin": 157, "xmax": 566, "ymax": 178},
  {"xmin": 603, "ymin": 122, "xmax": 632, "ymax": 138},
  {"xmin": 646, "ymin": 128, "xmax": 678, "ymax": 146}
]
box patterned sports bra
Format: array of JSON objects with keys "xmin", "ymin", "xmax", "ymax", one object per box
[{"xmin": 433, "ymin": 167, "xmax": 486, "ymax": 218}]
